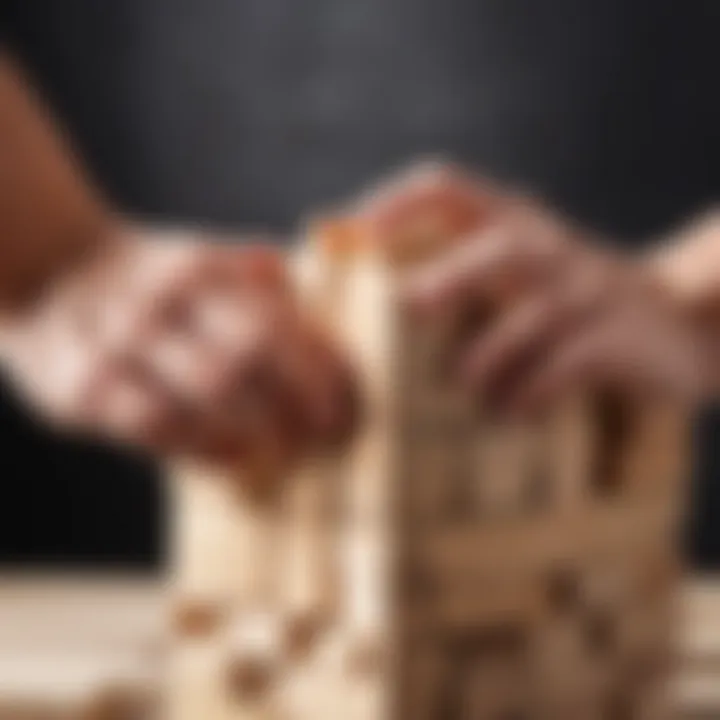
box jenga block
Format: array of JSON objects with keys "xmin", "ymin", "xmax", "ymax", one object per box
[
  {"xmin": 169, "ymin": 463, "xmax": 244, "ymax": 602},
  {"xmin": 166, "ymin": 640, "xmax": 233, "ymax": 720},
  {"xmin": 399, "ymin": 643, "xmax": 447, "ymax": 720},
  {"xmin": 396, "ymin": 310, "xmax": 473, "ymax": 420},
  {"xmin": 474, "ymin": 420, "xmax": 541, "ymax": 518},
  {"xmin": 544, "ymin": 393, "xmax": 595, "ymax": 512},
  {"xmin": 225, "ymin": 610, "xmax": 285, "ymax": 700},
  {"xmin": 460, "ymin": 652, "xmax": 525, "ymax": 718},
  {"xmin": 340, "ymin": 527, "xmax": 391, "ymax": 669},
  {"xmin": 622, "ymin": 402, "xmax": 691, "ymax": 505},
  {"xmin": 580, "ymin": 555, "xmax": 639, "ymax": 611},
  {"xmin": 283, "ymin": 456, "xmax": 340, "ymax": 656},
  {"xmin": 168, "ymin": 460, "xmax": 284, "ymax": 720},
  {"xmin": 228, "ymin": 486, "xmax": 284, "ymax": 606},
  {"xmin": 427, "ymin": 578, "xmax": 544, "ymax": 632},
  {"xmin": 618, "ymin": 591, "xmax": 679, "ymax": 661},
  {"xmin": 403, "ymin": 418, "xmax": 477, "ymax": 526},
  {"xmin": 422, "ymin": 502, "xmax": 675, "ymax": 592},
  {"xmin": 635, "ymin": 682, "xmax": 676, "ymax": 720},
  {"xmin": 530, "ymin": 616, "xmax": 605, "ymax": 719}
]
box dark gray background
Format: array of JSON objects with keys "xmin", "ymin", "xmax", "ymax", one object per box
[{"xmin": 1, "ymin": 0, "xmax": 719, "ymax": 569}]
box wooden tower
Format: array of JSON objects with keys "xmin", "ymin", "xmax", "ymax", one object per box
[{"xmin": 167, "ymin": 190, "xmax": 690, "ymax": 720}]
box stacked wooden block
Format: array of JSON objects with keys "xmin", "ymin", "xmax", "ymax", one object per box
[
  {"xmin": 166, "ymin": 191, "xmax": 691, "ymax": 719},
  {"xmin": 4, "ymin": 577, "xmax": 720, "ymax": 719}
]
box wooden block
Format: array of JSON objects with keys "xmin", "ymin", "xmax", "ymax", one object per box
[
  {"xmin": 224, "ymin": 609, "xmax": 285, "ymax": 710},
  {"xmin": 169, "ymin": 464, "xmax": 244, "ymax": 602},
  {"xmin": 580, "ymin": 561, "xmax": 636, "ymax": 610},
  {"xmin": 283, "ymin": 456, "xmax": 341, "ymax": 658},
  {"xmin": 339, "ymin": 528, "xmax": 392, "ymax": 658},
  {"xmin": 423, "ymin": 496, "xmax": 667, "ymax": 580},
  {"xmin": 622, "ymin": 403, "xmax": 691, "ymax": 506},
  {"xmin": 543, "ymin": 394, "xmax": 595, "ymax": 513},
  {"xmin": 428, "ymin": 578, "xmax": 544, "ymax": 632},
  {"xmin": 166, "ymin": 641, "xmax": 232, "ymax": 720},
  {"xmin": 474, "ymin": 421, "xmax": 541, "ymax": 518},
  {"xmin": 530, "ymin": 617, "xmax": 605, "ymax": 719},
  {"xmin": 404, "ymin": 427, "xmax": 477, "ymax": 526},
  {"xmin": 617, "ymin": 593, "xmax": 679, "ymax": 662},
  {"xmin": 227, "ymin": 487, "xmax": 284, "ymax": 607},
  {"xmin": 399, "ymin": 643, "xmax": 447, "ymax": 720},
  {"xmin": 632, "ymin": 672, "xmax": 677, "ymax": 720},
  {"xmin": 460, "ymin": 653, "xmax": 526, "ymax": 719}
]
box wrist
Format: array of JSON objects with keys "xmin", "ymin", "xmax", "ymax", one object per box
[
  {"xmin": 0, "ymin": 214, "xmax": 124, "ymax": 318},
  {"xmin": 0, "ymin": 219, "xmax": 131, "ymax": 368}
]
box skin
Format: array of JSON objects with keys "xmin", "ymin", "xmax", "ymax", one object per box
[
  {"xmin": 0, "ymin": 46, "xmax": 715, "ymax": 466},
  {"xmin": 1, "ymin": 230, "xmax": 358, "ymax": 465},
  {"xmin": 358, "ymin": 163, "xmax": 715, "ymax": 416},
  {"xmin": 0, "ymin": 53, "xmax": 356, "ymax": 468}
]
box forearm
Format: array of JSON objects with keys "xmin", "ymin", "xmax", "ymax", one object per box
[{"xmin": 0, "ymin": 52, "xmax": 117, "ymax": 315}]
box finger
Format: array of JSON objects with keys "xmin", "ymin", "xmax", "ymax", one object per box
[
  {"xmin": 83, "ymin": 353, "xmax": 193, "ymax": 450},
  {"xmin": 507, "ymin": 327, "xmax": 616, "ymax": 416},
  {"xmin": 128, "ymin": 233, "xmax": 289, "ymax": 296},
  {"xmin": 187, "ymin": 288, "xmax": 291, "ymax": 365},
  {"xmin": 356, "ymin": 163, "xmax": 508, "ymax": 259},
  {"xmin": 195, "ymin": 243, "xmax": 290, "ymax": 294},
  {"xmin": 402, "ymin": 210, "xmax": 595, "ymax": 319},
  {"xmin": 146, "ymin": 295, "xmax": 275, "ymax": 408},
  {"xmin": 136, "ymin": 244, "xmax": 289, "ymax": 337},
  {"xmin": 460, "ymin": 269, "xmax": 614, "ymax": 394},
  {"xmin": 400, "ymin": 227, "xmax": 508, "ymax": 316},
  {"xmin": 400, "ymin": 223, "xmax": 552, "ymax": 319},
  {"xmin": 362, "ymin": 164, "xmax": 492, "ymax": 226},
  {"xmin": 90, "ymin": 243, "xmax": 210, "ymax": 350},
  {"xmin": 356, "ymin": 161, "xmax": 500, "ymax": 218},
  {"xmin": 459, "ymin": 294, "xmax": 569, "ymax": 393},
  {"xmin": 246, "ymin": 321, "xmax": 341, "ymax": 446},
  {"xmin": 147, "ymin": 286, "xmax": 314, "ymax": 465},
  {"xmin": 278, "ymin": 321, "xmax": 360, "ymax": 445},
  {"xmin": 191, "ymin": 297, "xmax": 312, "ymax": 455}
]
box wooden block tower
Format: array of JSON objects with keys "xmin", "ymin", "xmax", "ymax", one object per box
[{"xmin": 167, "ymin": 188, "xmax": 690, "ymax": 719}]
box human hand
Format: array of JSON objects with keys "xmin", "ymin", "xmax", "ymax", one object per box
[
  {"xmin": 362, "ymin": 163, "xmax": 710, "ymax": 414},
  {"xmin": 0, "ymin": 225, "xmax": 357, "ymax": 469}
]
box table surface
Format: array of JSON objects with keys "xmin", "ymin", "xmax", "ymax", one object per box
[{"xmin": 0, "ymin": 573, "xmax": 718, "ymax": 713}]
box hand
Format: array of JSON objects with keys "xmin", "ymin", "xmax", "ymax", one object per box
[
  {"xmin": 363, "ymin": 163, "xmax": 711, "ymax": 414},
  {"xmin": 0, "ymin": 225, "xmax": 357, "ymax": 468}
]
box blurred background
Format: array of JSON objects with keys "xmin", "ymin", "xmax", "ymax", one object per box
[{"xmin": 0, "ymin": 0, "xmax": 719, "ymax": 572}]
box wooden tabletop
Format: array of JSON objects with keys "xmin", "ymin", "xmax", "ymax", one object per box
[{"xmin": 0, "ymin": 573, "xmax": 718, "ymax": 715}]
